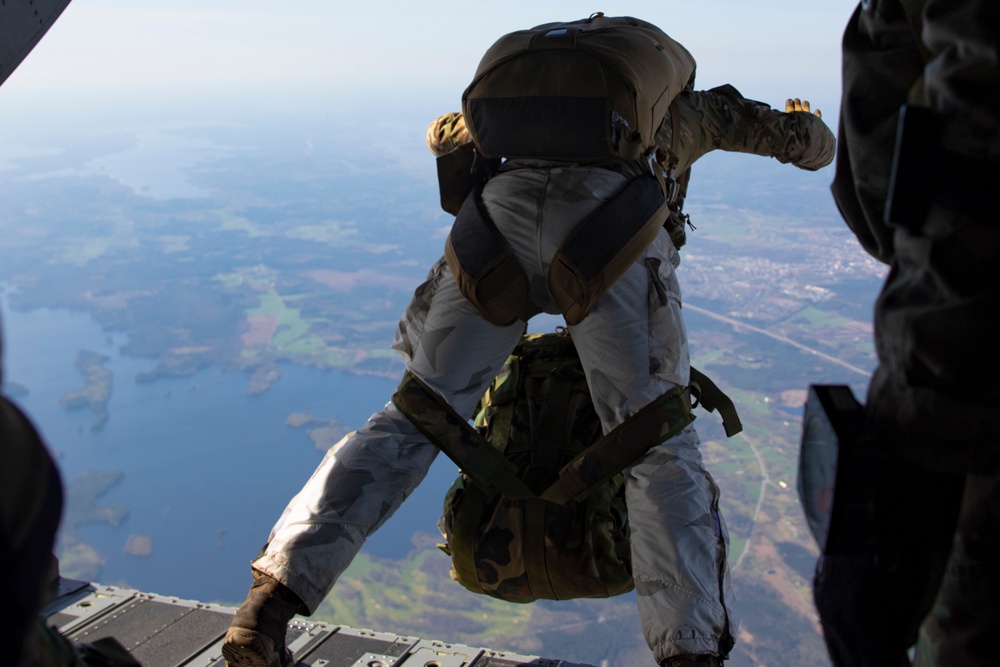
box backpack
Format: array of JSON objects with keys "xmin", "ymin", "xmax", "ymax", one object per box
[
  {"xmin": 392, "ymin": 332, "xmax": 742, "ymax": 603},
  {"xmin": 439, "ymin": 332, "xmax": 634, "ymax": 602},
  {"xmin": 462, "ymin": 13, "xmax": 696, "ymax": 163}
]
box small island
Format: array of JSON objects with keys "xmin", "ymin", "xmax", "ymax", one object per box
[
  {"xmin": 287, "ymin": 412, "xmax": 350, "ymax": 452},
  {"xmin": 58, "ymin": 469, "xmax": 129, "ymax": 582},
  {"xmin": 124, "ymin": 534, "xmax": 154, "ymax": 557},
  {"xmin": 59, "ymin": 350, "xmax": 113, "ymax": 430}
]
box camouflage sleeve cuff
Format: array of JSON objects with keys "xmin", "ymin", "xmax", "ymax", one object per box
[
  {"xmin": 779, "ymin": 111, "xmax": 837, "ymax": 171},
  {"xmin": 427, "ymin": 112, "xmax": 472, "ymax": 157}
]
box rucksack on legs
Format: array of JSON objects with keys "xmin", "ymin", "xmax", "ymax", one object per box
[
  {"xmin": 393, "ymin": 332, "xmax": 741, "ymax": 602},
  {"xmin": 441, "ymin": 332, "xmax": 634, "ymax": 602}
]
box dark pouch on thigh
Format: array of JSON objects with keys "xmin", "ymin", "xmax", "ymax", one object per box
[
  {"xmin": 436, "ymin": 143, "xmax": 501, "ymax": 216},
  {"xmin": 548, "ymin": 174, "xmax": 668, "ymax": 325},
  {"xmin": 444, "ymin": 186, "xmax": 540, "ymax": 326}
]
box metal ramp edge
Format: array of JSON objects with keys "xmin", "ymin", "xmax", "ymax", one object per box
[{"xmin": 42, "ymin": 578, "xmax": 597, "ymax": 667}]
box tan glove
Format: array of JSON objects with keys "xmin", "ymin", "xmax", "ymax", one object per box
[
  {"xmin": 426, "ymin": 112, "xmax": 471, "ymax": 157},
  {"xmin": 786, "ymin": 97, "xmax": 822, "ymax": 119}
]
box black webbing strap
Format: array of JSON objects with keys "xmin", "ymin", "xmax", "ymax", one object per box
[
  {"xmin": 689, "ymin": 367, "xmax": 743, "ymax": 437},
  {"xmin": 393, "ymin": 371, "xmax": 535, "ymax": 500},
  {"xmin": 538, "ymin": 385, "xmax": 694, "ymax": 505},
  {"xmin": 394, "ymin": 369, "xmax": 695, "ymax": 505}
]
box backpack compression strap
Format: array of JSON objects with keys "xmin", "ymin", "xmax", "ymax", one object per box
[
  {"xmin": 392, "ymin": 370, "xmax": 695, "ymax": 504},
  {"xmin": 393, "ymin": 371, "xmax": 536, "ymax": 500},
  {"xmin": 538, "ymin": 384, "xmax": 693, "ymax": 505}
]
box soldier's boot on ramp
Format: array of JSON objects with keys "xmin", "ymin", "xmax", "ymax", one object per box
[
  {"xmin": 661, "ymin": 656, "xmax": 723, "ymax": 667},
  {"xmin": 223, "ymin": 569, "xmax": 303, "ymax": 667}
]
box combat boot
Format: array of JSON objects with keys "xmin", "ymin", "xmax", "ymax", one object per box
[
  {"xmin": 223, "ymin": 569, "xmax": 304, "ymax": 667},
  {"xmin": 660, "ymin": 655, "xmax": 723, "ymax": 667}
]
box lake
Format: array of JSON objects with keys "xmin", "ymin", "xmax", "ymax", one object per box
[{"xmin": 1, "ymin": 293, "xmax": 462, "ymax": 605}]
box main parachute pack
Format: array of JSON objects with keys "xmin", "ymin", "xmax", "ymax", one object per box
[
  {"xmin": 444, "ymin": 15, "xmax": 698, "ymax": 327},
  {"xmin": 462, "ymin": 13, "xmax": 695, "ymax": 163}
]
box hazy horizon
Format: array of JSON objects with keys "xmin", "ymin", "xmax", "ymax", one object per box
[{"xmin": 4, "ymin": 2, "xmax": 857, "ymax": 129}]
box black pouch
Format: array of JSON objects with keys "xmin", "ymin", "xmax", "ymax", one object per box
[{"xmin": 436, "ymin": 143, "xmax": 500, "ymax": 215}]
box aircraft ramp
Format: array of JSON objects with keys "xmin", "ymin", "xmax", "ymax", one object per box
[{"xmin": 43, "ymin": 578, "xmax": 598, "ymax": 667}]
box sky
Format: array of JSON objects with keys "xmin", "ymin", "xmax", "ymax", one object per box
[{"xmin": 1, "ymin": 1, "xmax": 860, "ymax": 124}]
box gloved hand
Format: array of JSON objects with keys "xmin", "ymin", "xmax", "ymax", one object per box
[
  {"xmin": 426, "ymin": 112, "xmax": 471, "ymax": 157},
  {"xmin": 786, "ymin": 98, "xmax": 822, "ymax": 119}
]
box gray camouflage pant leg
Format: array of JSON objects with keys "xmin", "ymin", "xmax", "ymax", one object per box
[
  {"xmin": 567, "ymin": 230, "xmax": 737, "ymax": 661},
  {"xmin": 624, "ymin": 427, "xmax": 736, "ymax": 661},
  {"xmin": 254, "ymin": 259, "xmax": 524, "ymax": 612},
  {"xmin": 485, "ymin": 166, "xmax": 736, "ymax": 660},
  {"xmin": 253, "ymin": 406, "xmax": 438, "ymax": 612}
]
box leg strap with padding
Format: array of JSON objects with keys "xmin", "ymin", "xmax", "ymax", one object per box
[{"xmin": 444, "ymin": 172, "xmax": 670, "ymax": 327}]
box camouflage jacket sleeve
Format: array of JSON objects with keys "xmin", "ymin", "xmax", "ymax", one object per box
[{"xmin": 658, "ymin": 84, "xmax": 836, "ymax": 174}]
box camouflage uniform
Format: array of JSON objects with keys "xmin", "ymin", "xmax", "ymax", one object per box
[
  {"xmin": 253, "ymin": 90, "xmax": 833, "ymax": 663},
  {"xmin": 659, "ymin": 85, "xmax": 835, "ymax": 175},
  {"xmin": 820, "ymin": 1, "xmax": 1000, "ymax": 665}
]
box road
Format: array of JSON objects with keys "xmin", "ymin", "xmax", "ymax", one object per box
[
  {"xmin": 685, "ymin": 303, "xmax": 873, "ymax": 378},
  {"xmin": 685, "ymin": 301, "xmax": 873, "ymax": 571}
]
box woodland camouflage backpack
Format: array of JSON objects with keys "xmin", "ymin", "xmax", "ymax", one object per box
[
  {"xmin": 393, "ymin": 332, "xmax": 741, "ymax": 603},
  {"xmin": 440, "ymin": 332, "xmax": 633, "ymax": 602}
]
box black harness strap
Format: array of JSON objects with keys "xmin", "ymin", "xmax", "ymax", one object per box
[
  {"xmin": 393, "ymin": 371, "xmax": 536, "ymax": 500},
  {"xmin": 689, "ymin": 367, "xmax": 744, "ymax": 438},
  {"xmin": 538, "ymin": 384, "xmax": 694, "ymax": 505},
  {"xmin": 444, "ymin": 186, "xmax": 540, "ymax": 327},
  {"xmin": 392, "ymin": 369, "xmax": 698, "ymax": 505},
  {"xmin": 548, "ymin": 173, "xmax": 670, "ymax": 324}
]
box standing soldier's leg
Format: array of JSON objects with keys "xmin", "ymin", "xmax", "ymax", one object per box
[
  {"xmin": 570, "ymin": 230, "xmax": 736, "ymax": 665},
  {"xmin": 914, "ymin": 471, "xmax": 1000, "ymax": 666}
]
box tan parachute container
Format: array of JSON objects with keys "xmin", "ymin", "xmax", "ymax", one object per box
[{"xmin": 461, "ymin": 13, "xmax": 696, "ymax": 162}]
